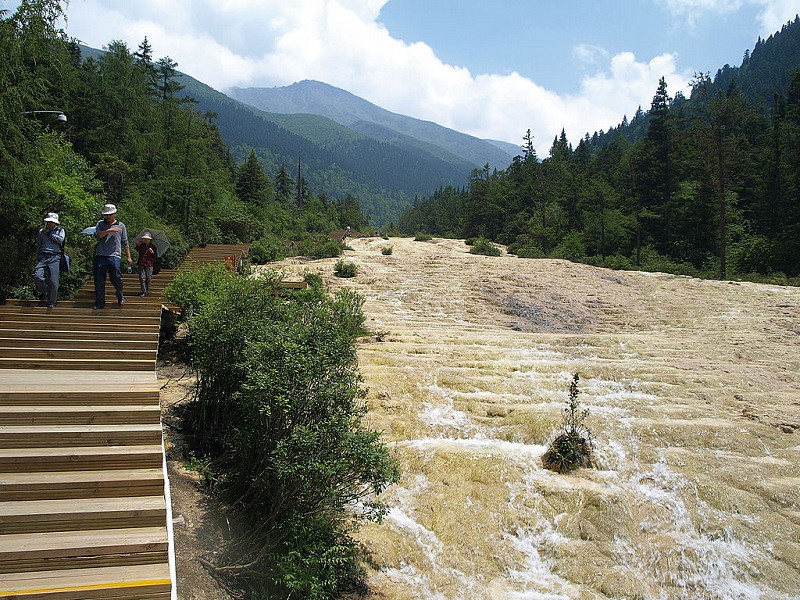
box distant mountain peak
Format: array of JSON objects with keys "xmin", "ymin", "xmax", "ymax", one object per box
[{"xmin": 226, "ymin": 80, "xmax": 517, "ymax": 168}]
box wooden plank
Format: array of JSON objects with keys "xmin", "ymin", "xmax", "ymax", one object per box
[
  {"xmin": 0, "ymin": 406, "xmax": 161, "ymax": 426},
  {"xmin": 0, "ymin": 339, "xmax": 158, "ymax": 351},
  {"xmin": 0, "ymin": 329, "xmax": 159, "ymax": 342},
  {"xmin": 0, "ymin": 393, "xmax": 158, "ymax": 406},
  {"xmin": 0, "ymin": 307, "xmax": 161, "ymax": 318},
  {"xmin": 0, "ymin": 469, "xmax": 164, "ymax": 501},
  {"xmin": 0, "ymin": 496, "xmax": 166, "ymax": 534},
  {"xmin": 0, "ymin": 359, "xmax": 155, "ymax": 371},
  {"xmin": 0, "ymin": 445, "xmax": 164, "ymax": 472},
  {"xmin": 0, "ymin": 527, "xmax": 168, "ymax": 574},
  {"xmin": 0, "ymin": 347, "xmax": 156, "ymax": 359},
  {"xmin": 0, "ymin": 313, "xmax": 161, "ymax": 324},
  {"xmin": 0, "ymin": 321, "xmax": 159, "ymax": 333},
  {"xmin": 0, "ymin": 424, "xmax": 162, "ymax": 449},
  {"xmin": 0, "ymin": 564, "xmax": 171, "ymax": 600},
  {"xmin": 0, "ymin": 348, "xmax": 156, "ymax": 360}
]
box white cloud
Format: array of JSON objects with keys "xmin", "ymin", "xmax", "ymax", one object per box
[
  {"xmin": 572, "ymin": 44, "xmax": 610, "ymax": 66},
  {"xmin": 660, "ymin": 0, "xmax": 798, "ymax": 34},
  {"xmin": 755, "ymin": 0, "xmax": 800, "ymax": 34},
  {"xmin": 62, "ymin": 0, "xmax": 691, "ymax": 154}
]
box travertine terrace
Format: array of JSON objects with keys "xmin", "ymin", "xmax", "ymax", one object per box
[{"xmin": 266, "ymin": 236, "xmax": 800, "ymax": 599}]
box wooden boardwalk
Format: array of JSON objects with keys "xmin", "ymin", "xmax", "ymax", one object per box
[{"xmin": 0, "ymin": 244, "xmax": 248, "ymax": 599}]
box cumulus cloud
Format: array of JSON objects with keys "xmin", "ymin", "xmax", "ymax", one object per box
[
  {"xmin": 660, "ymin": 0, "xmax": 798, "ymax": 34},
  {"xmin": 61, "ymin": 0, "xmax": 691, "ymax": 154},
  {"xmin": 572, "ymin": 44, "xmax": 610, "ymax": 66}
]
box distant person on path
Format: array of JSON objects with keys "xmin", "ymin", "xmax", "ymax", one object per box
[
  {"xmin": 33, "ymin": 212, "xmax": 65, "ymax": 308},
  {"xmin": 92, "ymin": 203, "xmax": 132, "ymax": 309},
  {"xmin": 135, "ymin": 232, "xmax": 156, "ymax": 297},
  {"xmin": 342, "ymin": 225, "xmax": 351, "ymax": 242}
]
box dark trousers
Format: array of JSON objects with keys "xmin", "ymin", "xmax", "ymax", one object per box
[
  {"xmin": 139, "ymin": 265, "xmax": 153, "ymax": 295},
  {"xmin": 93, "ymin": 255, "xmax": 123, "ymax": 308},
  {"xmin": 33, "ymin": 254, "xmax": 60, "ymax": 305}
]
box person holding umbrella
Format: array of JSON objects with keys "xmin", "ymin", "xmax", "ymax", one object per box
[
  {"xmin": 92, "ymin": 203, "xmax": 131, "ymax": 309},
  {"xmin": 135, "ymin": 232, "xmax": 157, "ymax": 296},
  {"xmin": 33, "ymin": 212, "xmax": 65, "ymax": 308}
]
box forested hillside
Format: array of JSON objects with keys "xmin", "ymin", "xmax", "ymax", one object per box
[
  {"xmin": 227, "ymin": 80, "xmax": 516, "ymax": 168},
  {"xmin": 0, "ymin": 4, "xmax": 369, "ymax": 300},
  {"xmin": 400, "ymin": 17, "xmax": 800, "ymax": 282}
]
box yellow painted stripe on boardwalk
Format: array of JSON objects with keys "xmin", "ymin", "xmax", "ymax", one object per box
[{"xmin": 2, "ymin": 578, "xmax": 172, "ymax": 596}]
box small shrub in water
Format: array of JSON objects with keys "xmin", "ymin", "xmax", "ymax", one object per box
[
  {"xmin": 381, "ymin": 245, "xmax": 393, "ymax": 255},
  {"xmin": 469, "ymin": 237, "xmax": 502, "ymax": 257},
  {"xmin": 542, "ymin": 373, "xmax": 594, "ymax": 473},
  {"xmin": 414, "ymin": 231, "xmax": 432, "ymax": 241},
  {"xmin": 334, "ymin": 259, "xmax": 358, "ymax": 278}
]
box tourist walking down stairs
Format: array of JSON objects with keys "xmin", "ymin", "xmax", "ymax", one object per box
[
  {"xmin": 92, "ymin": 203, "xmax": 132, "ymax": 309},
  {"xmin": 33, "ymin": 212, "xmax": 65, "ymax": 308}
]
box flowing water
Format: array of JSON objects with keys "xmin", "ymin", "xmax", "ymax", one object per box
[{"xmin": 269, "ymin": 237, "xmax": 800, "ymax": 599}]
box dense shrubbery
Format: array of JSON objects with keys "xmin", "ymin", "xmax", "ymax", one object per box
[
  {"xmin": 413, "ymin": 231, "xmax": 432, "ymax": 241},
  {"xmin": 381, "ymin": 245, "xmax": 393, "ymax": 255},
  {"xmin": 167, "ymin": 265, "xmax": 398, "ymax": 597},
  {"xmin": 334, "ymin": 259, "xmax": 358, "ymax": 278},
  {"xmin": 468, "ymin": 237, "xmax": 502, "ymax": 256},
  {"xmin": 291, "ymin": 236, "xmax": 343, "ymax": 260},
  {"xmin": 248, "ymin": 236, "xmax": 286, "ymax": 264}
]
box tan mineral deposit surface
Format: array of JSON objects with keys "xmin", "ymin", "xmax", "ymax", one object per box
[{"xmin": 265, "ymin": 236, "xmax": 800, "ymax": 600}]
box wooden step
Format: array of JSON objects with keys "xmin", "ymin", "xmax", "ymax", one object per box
[
  {"xmin": 0, "ymin": 321, "xmax": 159, "ymax": 333},
  {"xmin": 0, "ymin": 563, "xmax": 171, "ymax": 599},
  {"xmin": 0, "ymin": 406, "xmax": 160, "ymax": 426},
  {"xmin": 0, "ymin": 306, "xmax": 162, "ymax": 318},
  {"xmin": 0, "ymin": 527, "xmax": 168, "ymax": 574},
  {"xmin": 0, "ymin": 358, "xmax": 155, "ymax": 371},
  {"xmin": 0, "ymin": 346, "xmax": 157, "ymax": 360},
  {"xmin": 0, "ymin": 468, "xmax": 164, "ymax": 501},
  {"xmin": 0, "ymin": 424, "xmax": 162, "ymax": 448},
  {"xmin": 0, "ymin": 348, "xmax": 157, "ymax": 361},
  {"xmin": 0, "ymin": 496, "xmax": 166, "ymax": 534},
  {"xmin": 0, "ymin": 313, "xmax": 161, "ymax": 324},
  {"xmin": 0, "ymin": 445, "xmax": 164, "ymax": 472},
  {"xmin": 0, "ymin": 329, "xmax": 159, "ymax": 342},
  {"xmin": 0, "ymin": 338, "xmax": 158, "ymax": 351},
  {"xmin": 0, "ymin": 390, "xmax": 159, "ymax": 405}
]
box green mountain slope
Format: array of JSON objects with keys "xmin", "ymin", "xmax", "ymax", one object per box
[{"xmin": 227, "ymin": 80, "xmax": 517, "ymax": 169}]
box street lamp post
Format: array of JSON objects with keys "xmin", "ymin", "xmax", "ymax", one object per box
[{"xmin": 21, "ymin": 110, "xmax": 67, "ymax": 123}]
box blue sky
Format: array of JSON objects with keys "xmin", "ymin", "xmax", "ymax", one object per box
[
  {"xmin": 378, "ymin": 0, "xmax": 766, "ymax": 95},
  {"xmin": 6, "ymin": 0, "xmax": 798, "ymax": 152}
]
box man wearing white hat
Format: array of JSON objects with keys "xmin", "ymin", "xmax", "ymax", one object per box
[
  {"xmin": 92, "ymin": 203, "xmax": 132, "ymax": 309},
  {"xmin": 33, "ymin": 212, "xmax": 65, "ymax": 308}
]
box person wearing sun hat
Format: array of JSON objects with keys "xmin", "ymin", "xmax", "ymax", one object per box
[
  {"xmin": 92, "ymin": 203, "xmax": 132, "ymax": 309},
  {"xmin": 135, "ymin": 232, "xmax": 157, "ymax": 296},
  {"xmin": 33, "ymin": 212, "xmax": 65, "ymax": 308}
]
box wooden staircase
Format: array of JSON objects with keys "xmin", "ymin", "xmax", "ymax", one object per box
[
  {"xmin": 0, "ymin": 264, "xmax": 174, "ymax": 598},
  {"xmin": 0, "ymin": 246, "xmax": 247, "ymax": 599}
]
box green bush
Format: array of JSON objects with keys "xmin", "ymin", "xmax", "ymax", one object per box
[
  {"xmin": 180, "ymin": 272, "xmax": 398, "ymax": 597},
  {"xmin": 249, "ymin": 236, "xmax": 286, "ymax": 264},
  {"xmin": 542, "ymin": 374, "xmax": 594, "ymax": 473},
  {"xmin": 469, "ymin": 237, "xmax": 502, "ymax": 256},
  {"xmin": 334, "ymin": 259, "xmax": 357, "ymax": 278},
  {"xmin": 294, "ymin": 237, "xmax": 343, "ymax": 260},
  {"xmin": 464, "ymin": 237, "xmax": 477, "ymax": 246},
  {"xmin": 551, "ymin": 232, "xmax": 587, "ymax": 262},
  {"xmin": 381, "ymin": 245, "xmax": 393, "ymax": 255},
  {"xmin": 304, "ymin": 272, "xmax": 324, "ymax": 290},
  {"xmin": 515, "ymin": 245, "xmax": 546, "ymax": 259},
  {"xmin": 413, "ymin": 231, "xmax": 432, "ymax": 241},
  {"xmin": 163, "ymin": 262, "xmax": 238, "ymax": 312}
]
